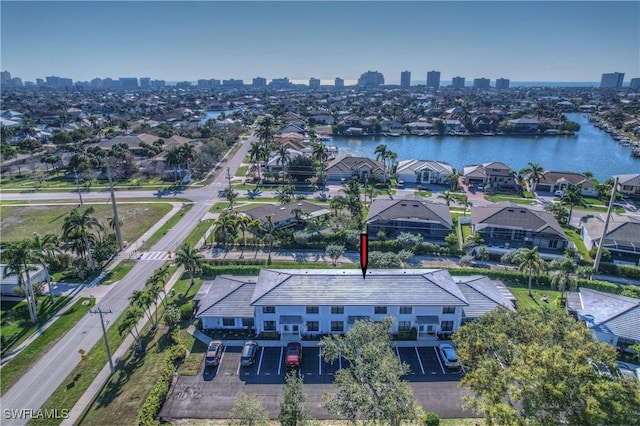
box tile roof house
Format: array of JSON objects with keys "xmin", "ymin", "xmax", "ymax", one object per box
[
  {"xmin": 396, "ymin": 159, "xmax": 454, "ymax": 185},
  {"xmin": 325, "ymin": 155, "xmax": 386, "ymax": 181},
  {"xmin": 366, "ymin": 195, "xmax": 452, "ymax": 242},
  {"xmin": 613, "ymin": 173, "xmax": 640, "ymax": 197},
  {"xmin": 463, "ymin": 162, "xmax": 516, "ymax": 191},
  {"xmin": 580, "ymin": 214, "xmax": 640, "ymax": 265},
  {"xmin": 471, "ymin": 203, "xmax": 568, "ymax": 253},
  {"xmin": 195, "ymin": 269, "xmax": 516, "ymax": 339},
  {"xmin": 536, "ymin": 171, "xmax": 597, "ymax": 196},
  {"xmin": 241, "ymin": 200, "xmax": 331, "ymax": 231},
  {"xmin": 98, "ymin": 133, "xmax": 191, "ymax": 156},
  {"xmin": 567, "ymin": 288, "xmax": 640, "ymax": 347}
]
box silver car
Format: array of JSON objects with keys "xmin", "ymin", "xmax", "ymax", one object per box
[{"xmin": 438, "ymin": 343, "xmax": 460, "ymax": 369}]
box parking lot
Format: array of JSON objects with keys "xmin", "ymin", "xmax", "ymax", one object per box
[{"xmin": 196, "ymin": 344, "xmax": 462, "ymax": 385}]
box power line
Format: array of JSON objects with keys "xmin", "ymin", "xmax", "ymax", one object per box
[{"xmin": 91, "ymin": 307, "xmax": 115, "ymax": 374}]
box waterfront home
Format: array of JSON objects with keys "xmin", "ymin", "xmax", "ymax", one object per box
[
  {"xmin": 507, "ymin": 117, "xmax": 540, "ymax": 132},
  {"xmin": 444, "ymin": 119, "xmax": 462, "ymax": 132},
  {"xmin": 396, "ymin": 159, "xmax": 453, "ymax": 185},
  {"xmin": 97, "ymin": 133, "xmax": 192, "ymax": 156},
  {"xmin": 613, "ymin": 173, "xmax": 640, "ymax": 197},
  {"xmin": 241, "ymin": 200, "xmax": 331, "ymax": 231},
  {"xmin": 536, "ymin": 171, "xmax": 598, "ymax": 196},
  {"xmin": 580, "ymin": 214, "xmax": 640, "ymax": 265},
  {"xmin": 405, "ymin": 121, "xmax": 434, "ymax": 135},
  {"xmin": 195, "ymin": 269, "xmax": 515, "ymax": 339},
  {"xmin": 325, "ymin": 155, "xmax": 385, "ymax": 181},
  {"xmin": 471, "ymin": 203, "xmax": 568, "ymax": 254},
  {"xmin": 463, "ymin": 162, "xmax": 517, "ymax": 191},
  {"xmin": 308, "ymin": 110, "xmax": 334, "ymax": 125},
  {"xmin": 567, "ymin": 288, "xmax": 640, "ymax": 348},
  {"xmin": 366, "ymin": 195, "xmax": 452, "ymax": 242}
]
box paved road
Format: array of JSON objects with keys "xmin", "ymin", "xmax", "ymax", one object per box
[{"xmin": 0, "ymin": 136, "xmax": 253, "ymax": 425}]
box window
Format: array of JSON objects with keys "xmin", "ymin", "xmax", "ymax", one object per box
[
  {"xmin": 263, "ymin": 320, "xmax": 276, "ymax": 331},
  {"xmin": 306, "ymin": 306, "xmax": 319, "ymax": 314},
  {"xmin": 440, "ymin": 320, "xmax": 454, "ymax": 332},
  {"xmin": 222, "ymin": 317, "xmax": 235, "ymax": 327},
  {"xmin": 549, "ymin": 239, "xmax": 559, "ymax": 249},
  {"xmin": 242, "ymin": 317, "xmax": 254, "ymax": 327},
  {"xmin": 398, "ymin": 321, "xmax": 412, "ymax": 332},
  {"xmin": 331, "ymin": 321, "xmax": 344, "ymax": 332},
  {"xmin": 263, "ymin": 306, "xmax": 276, "ymax": 314},
  {"xmin": 374, "ymin": 306, "xmax": 387, "ymax": 314},
  {"xmin": 442, "ymin": 306, "xmax": 456, "ymax": 314},
  {"xmin": 331, "ymin": 306, "xmax": 344, "ymax": 314},
  {"xmin": 399, "ymin": 306, "xmax": 412, "ymax": 315},
  {"xmin": 306, "ymin": 321, "xmax": 319, "ymax": 332}
]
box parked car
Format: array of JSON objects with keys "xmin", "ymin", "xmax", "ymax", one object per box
[
  {"xmin": 285, "ymin": 342, "xmax": 302, "ymax": 370},
  {"xmin": 241, "ymin": 340, "xmax": 260, "ymax": 367},
  {"xmin": 615, "ymin": 361, "xmax": 639, "ymax": 382},
  {"xmin": 397, "ymin": 179, "xmax": 405, "ymax": 188},
  {"xmin": 438, "ymin": 343, "xmax": 460, "ymax": 369},
  {"xmin": 554, "ymin": 190, "xmax": 564, "ymax": 197},
  {"xmin": 477, "ymin": 184, "xmax": 484, "ymax": 191},
  {"xmin": 205, "ymin": 340, "xmax": 223, "ymax": 367}
]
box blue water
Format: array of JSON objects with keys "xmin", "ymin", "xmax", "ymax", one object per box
[
  {"xmin": 199, "ymin": 110, "xmax": 237, "ymax": 124},
  {"xmin": 327, "ymin": 114, "xmax": 639, "ymax": 182}
]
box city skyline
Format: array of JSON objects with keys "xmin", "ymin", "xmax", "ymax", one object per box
[{"xmin": 1, "ymin": 1, "xmax": 639, "ymax": 83}]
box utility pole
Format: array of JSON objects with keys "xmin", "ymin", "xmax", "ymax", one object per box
[
  {"xmin": 226, "ymin": 167, "xmax": 232, "ymax": 190},
  {"xmin": 91, "ymin": 307, "xmax": 115, "ymax": 374},
  {"xmin": 105, "ymin": 157, "xmax": 124, "ymax": 250},
  {"xmin": 74, "ymin": 167, "xmax": 84, "ymax": 206},
  {"xmin": 593, "ymin": 177, "xmax": 619, "ymax": 273}
]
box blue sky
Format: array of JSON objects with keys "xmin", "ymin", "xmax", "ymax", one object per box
[{"xmin": 1, "ymin": 1, "xmax": 639, "ymax": 84}]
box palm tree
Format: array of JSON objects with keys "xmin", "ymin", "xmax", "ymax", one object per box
[
  {"xmin": 264, "ymin": 214, "xmax": 275, "ymax": 264},
  {"xmin": 330, "ymin": 195, "xmax": 349, "ymax": 216},
  {"xmin": 517, "ymin": 247, "xmax": 544, "ymax": 297},
  {"xmin": 175, "ymin": 243, "xmax": 204, "ymax": 288},
  {"xmin": 164, "ymin": 148, "xmax": 180, "ymax": 182},
  {"xmin": 29, "ymin": 233, "xmax": 60, "ymax": 304},
  {"xmin": 276, "ymin": 145, "xmax": 291, "ymax": 180},
  {"xmin": 213, "ymin": 212, "xmax": 237, "ymax": 246},
  {"xmin": 107, "ymin": 216, "xmax": 123, "ymax": 233},
  {"xmin": 254, "ymin": 115, "xmax": 276, "ymax": 150},
  {"xmin": 178, "ymin": 144, "xmax": 196, "ymax": 175},
  {"xmin": 223, "ymin": 187, "xmax": 239, "ymax": 211},
  {"xmin": 145, "ymin": 284, "xmax": 163, "ymax": 327},
  {"xmin": 311, "ymin": 142, "xmax": 328, "ymax": 185},
  {"xmin": 235, "ymin": 215, "xmax": 252, "ymax": 247},
  {"xmin": 3, "ymin": 241, "xmax": 38, "ymax": 323},
  {"xmin": 550, "ymin": 258, "xmax": 578, "ymax": 303},
  {"xmin": 561, "ymin": 184, "xmax": 584, "ymax": 224},
  {"xmin": 129, "ymin": 290, "xmax": 154, "ymax": 327},
  {"xmin": 438, "ymin": 191, "xmax": 454, "ymax": 207},
  {"xmin": 523, "ymin": 162, "xmax": 544, "ymax": 192},
  {"xmin": 461, "ymin": 195, "xmax": 472, "ymax": 216},
  {"xmin": 374, "ymin": 144, "xmax": 389, "ymax": 181},
  {"xmin": 62, "ymin": 207, "xmax": 103, "ymax": 270},
  {"xmin": 248, "ymin": 218, "xmax": 265, "ymax": 247},
  {"xmin": 118, "ymin": 307, "xmax": 144, "ymax": 354},
  {"xmin": 249, "ymin": 142, "xmax": 263, "ymax": 180}
]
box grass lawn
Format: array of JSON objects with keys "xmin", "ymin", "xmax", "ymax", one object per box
[
  {"xmin": 506, "ymin": 284, "xmax": 563, "ymax": 311},
  {"xmin": 414, "ymin": 190, "xmax": 433, "ymax": 198},
  {"xmin": 1, "ymin": 296, "xmax": 70, "ymax": 356},
  {"xmin": 234, "ymin": 165, "xmax": 248, "ymax": 177},
  {"xmin": 139, "ymin": 203, "xmax": 193, "ymax": 251},
  {"xmin": 0, "ymin": 297, "xmax": 95, "ymax": 396},
  {"xmin": 101, "ymin": 260, "xmax": 137, "ymax": 285},
  {"xmin": 460, "ymin": 224, "xmax": 472, "ymax": 241},
  {"xmin": 183, "ymin": 219, "xmax": 214, "ymax": 247},
  {"xmin": 210, "ymin": 202, "xmax": 231, "ymax": 212},
  {"xmin": 563, "ymin": 226, "xmax": 591, "ymax": 261},
  {"xmin": 0, "ymin": 173, "xmax": 171, "ymax": 191},
  {"xmin": 484, "ymin": 195, "xmax": 537, "ymax": 205},
  {"xmin": 0, "ymin": 203, "xmax": 173, "ymax": 244},
  {"xmin": 184, "ymin": 419, "xmax": 486, "ymax": 425}
]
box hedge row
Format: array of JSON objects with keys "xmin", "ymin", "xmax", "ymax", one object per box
[
  {"xmin": 597, "ymin": 263, "xmax": 640, "ymax": 280},
  {"xmin": 138, "ymin": 335, "xmax": 187, "ymax": 425},
  {"xmin": 201, "ymin": 264, "xmax": 263, "ymax": 277}
]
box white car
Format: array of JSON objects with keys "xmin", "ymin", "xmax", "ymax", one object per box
[
  {"xmin": 554, "ymin": 190, "xmax": 564, "ymax": 197},
  {"xmin": 438, "ymin": 343, "xmax": 460, "ymax": 369}
]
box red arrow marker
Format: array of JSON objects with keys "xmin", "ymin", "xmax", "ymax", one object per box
[{"xmin": 360, "ymin": 231, "xmax": 368, "ymax": 279}]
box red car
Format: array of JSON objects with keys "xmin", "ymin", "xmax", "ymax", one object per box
[{"xmin": 285, "ymin": 342, "xmax": 302, "ymax": 370}]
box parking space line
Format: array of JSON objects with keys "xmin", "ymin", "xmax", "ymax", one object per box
[
  {"xmin": 434, "ymin": 347, "xmax": 446, "ymax": 374},
  {"xmin": 395, "ymin": 347, "xmax": 402, "ymax": 365},
  {"xmin": 318, "ymin": 348, "xmax": 322, "ymax": 376},
  {"xmin": 256, "ymin": 347, "xmax": 264, "ymax": 375},
  {"xmin": 219, "ymin": 346, "xmax": 227, "ymax": 369},
  {"xmin": 236, "ymin": 353, "xmax": 241, "ymax": 376},
  {"xmin": 277, "ymin": 346, "xmax": 283, "ymax": 376},
  {"xmin": 415, "ymin": 346, "xmax": 425, "ymax": 375}
]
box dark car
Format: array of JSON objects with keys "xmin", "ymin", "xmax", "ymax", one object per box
[
  {"xmin": 285, "ymin": 342, "xmax": 302, "ymax": 370},
  {"xmin": 205, "ymin": 340, "xmax": 223, "ymax": 367},
  {"xmin": 241, "ymin": 341, "xmax": 260, "ymax": 367}
]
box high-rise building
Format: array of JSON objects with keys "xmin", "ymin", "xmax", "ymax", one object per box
[
  {"xmin": 473, "ymin": 78, "xmax": 491, "ymax": 89},
  {"xmin": 400, "ymin": 71, "xmax": 411, "ymax": 88},
  {"xmin": 269, "ymin": 77, "xmax": 292, "ymax": 89},
  {"xmin": 426, "ymin": 70, "xmax": 440, "ymax": 88},
  {"xmin": 495, "ymin": 78, "xmax": 510, "ymax": 89},
  {"xmin": 222, "ymin": 79, "xmax": 244, "ymax": 88},
  {"xmin": 600, "ymin": 72, "xmax": 624, "ymax": 88},
  {"xmin": 36, "ymin": 78, "xmax": 45, "ymax": 87},
  {"xmin": 119, "ymin": 77, "xmax": 139, "ymax": 89},
  {"xmin": 252, "ymin": 77, "xmax": 267, "ymax": 88},
  {"xmin": 1, "ymin": 71, "xmax": 11, "ymax": 84},
  {"xmin": 451, "ymin": 76, "xmax": 465, "ymax": 88},
  {"xmin": 357, "ymin": 71, "xmax": 384, "ymax": 87},
  {"xmin": 309, "ymin": 77, "xmax": 321, "ymax": 89},
  {"xmin": 630, "ymin": 78, "xmax": 640, "ymax": 89},
  {"xmin": 335, "ymin": 77, "xmax": 344, "ymax": 88},
  {"xmin": 140, "ymin": 77, "xmax": 151, "ymax": 88},
  {"xmin": 151, "ymin": 80, "xmax": 165, "ymax": 88}
]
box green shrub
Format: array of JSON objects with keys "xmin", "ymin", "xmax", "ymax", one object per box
[
  {"xmin": 179, "ymin": 303, "xmax": 194, "ymax": 320},
  {"xmin": 422, "ymin": 411, "xmax": 440, "ymax": 426},
  {"xmin": 256, "ymin": 331, "xmax": 280, "ymax": 340}
]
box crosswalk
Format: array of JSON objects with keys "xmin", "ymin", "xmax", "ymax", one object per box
[{"xmin": 137, "ymin": 251, "xmax": 170, "ymax": 261}]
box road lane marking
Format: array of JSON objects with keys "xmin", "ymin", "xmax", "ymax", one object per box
[
  {"xmin": 277, "ymin": 346, "xmax": 283, "ymax": 376},
  {"xmin": 256, "ymin": 347, "xmax": 264, "ymax": 375},
  {"xmin": 415, "ymin": 346, "xmax": 425, "ymax": 375},
  {"xmin": 434, "ymin": 347, "xmax": 446, "ymax": 374}
]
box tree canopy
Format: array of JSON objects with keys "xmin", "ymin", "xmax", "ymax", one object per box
[{"xmin": 454, "ymin": 307, "xmax": 640, "ymax": 425}]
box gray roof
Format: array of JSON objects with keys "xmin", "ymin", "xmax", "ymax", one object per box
[
  {"xmin": 538, "ymin": 171, "xmax": 595, "ymax": 189},
  {"xmin": 575, "ymin": 288, "xmax": 640, "ymax": 342},
  {"xmin": 195, "ymin": 276, "xmax": 257, "ymax": 318},
  {"xmin": 471, "ymin": 203, "xmax": 567, "ymax": 239},
  {"xmin": 613, "ymin": 173, "xmax": 640, "ymax": 186},
  {"xmin": 242, "ymin": 200, "xmax": 330, "ymax": 225},
  {"xmin": 416, "ymin": 315, "xmax": 440, "ymax": 324},
  {"xmin": 582, "ymin": 214, "xmax": 640, "ymax": 252},
  {"xmin": 250, "ymin": 269, "xmax": 469, "ymax": 307},
  {"xmin": 325, "ymin": 155, "xmax": 385, "ymax": 174},
  {"xmin": 366, "ymin": 195, "xmax": 452, "ymax": 228},
  {"xmin": 397, "ymin": 159, "xmax": 453, "ymax": 176},
  {"xmin": 454, "ymin": 276, "xmax": 516, "ymax": 318}
]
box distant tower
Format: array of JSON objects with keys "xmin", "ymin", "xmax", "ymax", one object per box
[
  {"xmin": 335, "ymin": 77, "xmax": 344, "ymax": 88},
  {"xmin": 473, "ymin": 78, "xmax": 491, "ymax": 89},
  {"xmin": 357, "ymin": 71, "xmax": 384, "ymax": 87},
  {"xmin": 1, "ymin": 71, "xmax": 11, "ymax": 84},
  {"xmin": 600, "ymin": 72, "xmax": 624, "ymax": 88},
  {"xmin": 630, "ymin": 78, "xmax": 640, "ymax": 90},
  {"xmin": 495, "ymin": 78, "xmax": 510, "ymax": 89},
  {"xmin": 309, "ymin": 77, "xmax": 321, "ymax": 89},
  {"xmin": 451, "ymin": 76, "xmax": 465, "ymax": 88},
  {"xmin": 400, "ymin": 71, "xmax": 411, "ymax": 88},
  {"xmin": 426, "ymin": 70, "xmax": 440, "ymax": 88},
  {"xmin": 252, "ymin": 77, "xmax": 267, "ymax": 88},
  {"xmin": 139, "ymin": 77, "xmax": 151, "ymax": 88}
]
